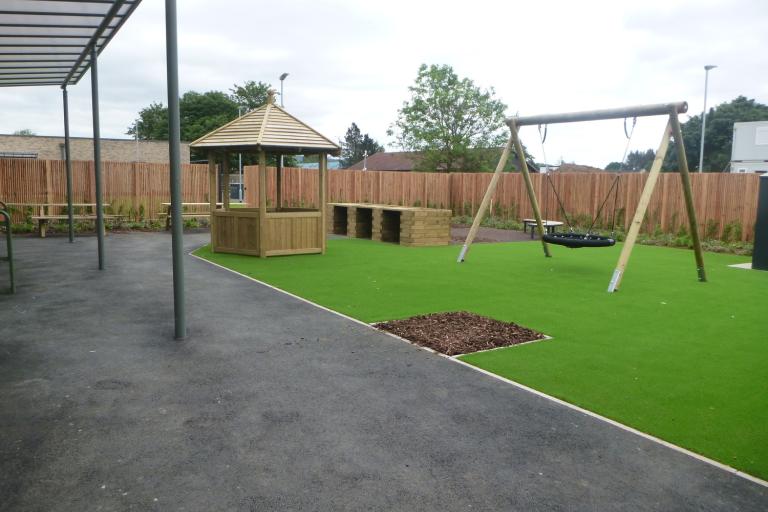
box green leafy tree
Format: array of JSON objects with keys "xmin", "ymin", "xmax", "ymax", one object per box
[
  {"xmin": 625, "ymin": 149, "xmax": 656, "ymax": 171},
  {"xmin": 13, "ymin": 128, "xmax": 35, "ymax": 136},
  {"xmin": 606, "ymin": 149, "xmax": 657, "ymax": 171},
  {"xmin": 340, "ymin": 122, "xmax": 384, "ymax": 167},
  {"xmin": 129, "ymin": 102, "xmax": 169, "ymax": 140},
  {"xmin": 230, "ymin": 80, "xmax": 272, "ymax": 111},
  {"xmin": 388, "ymin": 64, "xmax": 510, "ymax": 172},
  {"xmin": 664, "ymin": 96, "xmax": 768, "ymax": 172},
  {"xmin": 178, "ymin": 91, "xmax": 238, "ymax": 142}
]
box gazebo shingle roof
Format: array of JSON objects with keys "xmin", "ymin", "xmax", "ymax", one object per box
[{"xmin": 190, "ymin": 96, "xmax": 340, "ymax": 155}]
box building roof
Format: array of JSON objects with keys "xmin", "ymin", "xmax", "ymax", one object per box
[
  {"xmin": 190, "ymin": 93, "xmax": 340, "ymax": 155},
  {"xmin": 347, "ymin": 150, "xmax": 540, "ymax": 173},
  {"xmin": 552, "ymin": 163, "xmax": 606, "ymax": 173},
  {"xmin": 347, "ymin": 151, "xmax": 421, "ymax": 171},
  {"xmin": 0, "ymin": 0, "xmax": 142, "ymax": 88}
]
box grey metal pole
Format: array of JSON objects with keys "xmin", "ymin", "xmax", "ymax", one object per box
[
  {"xmin": 62, "ymin": 86, "xmax": 74, "ymax": 243},
  {"xmin": 90, "ymin": 46, "xmax": 105, "ymax": 270},
  {"xmin": 165, "ymin": 0, "xmax": 186, "ymax": 340},
  {"xmin": 698, "ymin": 65, "xmax": 716, "ymax": 173},
  {"xmin": 279, "ymin": 72, "xmax": 288, "ymax": 107}
]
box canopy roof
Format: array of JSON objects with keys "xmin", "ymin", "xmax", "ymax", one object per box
[
  {"xmin": 190, "ymin": 94, "xmax": 341, "ymax": 155},
  {"xmin": 0, "ymin": 0, "xmax": 142, "ymax": 88}
]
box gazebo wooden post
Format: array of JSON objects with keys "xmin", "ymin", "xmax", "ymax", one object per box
[
  {"xmin": 208, "ymin": 150, "xmax": 217, "ymax": 250},
  {"xmin": 222, "ymin": 151, "xmax": 230, "ymax": 210},
  {"xmin": 319, "ymin": 152, "xmax": 328, "ymax": 254},
  {"xmin": 259, "ymin": 150, "xmax": 268, "ymax": 258},
  {"xmin": 276, "ymin": 154, "xmax": 283, "ymax": 211}
]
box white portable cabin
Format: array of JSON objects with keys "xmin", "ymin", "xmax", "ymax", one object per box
[{"xmin": 730, "ymin": 121, "xmax": 768, "ymax": 174}]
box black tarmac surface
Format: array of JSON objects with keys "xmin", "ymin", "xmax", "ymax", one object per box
[{"xmin": 1, "ymin": 233, "xmax": 766, "ymax": 511}]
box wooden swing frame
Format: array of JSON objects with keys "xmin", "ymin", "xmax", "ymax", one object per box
[{"xmin": 457, "ymin": 101, "xmax": 707, "ymax": 293}]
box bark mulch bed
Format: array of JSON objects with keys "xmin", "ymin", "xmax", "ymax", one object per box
[{"xmin": 375, "ymin": 311, "xmax": 546, "ymax": 356}]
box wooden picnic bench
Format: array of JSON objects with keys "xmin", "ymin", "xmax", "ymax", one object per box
[
  {"xmin": 522, "ymin": 218, "xmax": 564, "ymax": 239},
  {"xmin": 8, "ymin": 203, "xmax": 121, "ymax": 238},
  {"xmin": 159, "ymin": 202, "xmax": 223, "ymax": 230},
  {"xmin": 31, "ymin": 214, "xmax": 125, "ymax": 237}
]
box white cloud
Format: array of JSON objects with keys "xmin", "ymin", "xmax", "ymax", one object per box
[{"xmin": 0, "ymin": 0, "xmax": 766, "ymax": 168}]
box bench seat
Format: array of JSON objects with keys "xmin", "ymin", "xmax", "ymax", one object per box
[{"xmin": 31, "ymin": 214, "xmax": 125, "ymax": 237}]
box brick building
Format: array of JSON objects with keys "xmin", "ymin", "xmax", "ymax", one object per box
[{"xmin": 0, "ymin": 134, "xmax": 190, "ymax": 164}]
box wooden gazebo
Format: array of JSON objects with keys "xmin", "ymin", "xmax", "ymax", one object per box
[{"xmin": 190, "ymin": 92, "xmax": 340, "ymax": 257}]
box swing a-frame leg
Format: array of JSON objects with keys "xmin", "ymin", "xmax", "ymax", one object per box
[
  {"xmin": 607, "ymin": 110, "xmax": 707, "ymax": 292},
  {"xmin": 458, "ymin": 123, "xmax": 550, "ymax": 262}
]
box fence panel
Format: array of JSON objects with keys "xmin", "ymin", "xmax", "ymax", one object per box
[{"xmin": 1, "ymin": 159, "xmax": 760, "ymax": 240}]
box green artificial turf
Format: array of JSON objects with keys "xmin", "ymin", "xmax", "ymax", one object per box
[{"xmin": 195, "ymin": 238, "xmax": 768, "ymax": 480}]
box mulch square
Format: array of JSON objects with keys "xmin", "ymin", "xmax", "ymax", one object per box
[{"xmin": 374, "ymin": 311, "xmax": 546, "ymax": 356}]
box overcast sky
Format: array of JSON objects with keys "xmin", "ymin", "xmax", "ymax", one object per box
[{"xmin": 1, "ymin": 0, "xmax": 766, "ymax": 168}]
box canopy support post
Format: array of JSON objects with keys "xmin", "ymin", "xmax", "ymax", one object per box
[
  {"xmin": 457, "ymin": 135, "xmax": 515, "ymax": 262},
  {"xmin": 670, "ymin": 109, "xmax": 707, "ymax": 282},
  {"xmin": 258, "ymin": 150, "xmax": 267, "ymax": 258},
  {"xmin": 608, "ymin": 120, "xmax": 672, "ymax": 292},
  {"xmin": 89, "ymin": 45, "xmax": 105, "ymax": 270},
  {"xmin": 165, "ymin": 0, "xmax": 186, "ymax": 339},
  {"xmin": 62, "ymin": 86, "xmax": 74, "ymax": 243}
]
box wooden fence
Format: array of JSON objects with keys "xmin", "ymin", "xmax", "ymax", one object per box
[
  {"xmin": 0, "ymin": 158, "xmax": 210, "ymax": 222},
  {"xmin": 245, "ymin": 167, "xmax": 760, "ymax": 241},
  {"xmin": 0, "ymin": 158, "xmax": 759, "ymax": 241}
]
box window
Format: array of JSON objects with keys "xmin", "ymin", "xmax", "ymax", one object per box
[{"xmin": 755, "ymin": 126, "xmax": 768, "ymax": 146}]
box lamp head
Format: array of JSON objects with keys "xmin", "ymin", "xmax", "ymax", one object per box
[
  {"xmin": 279, "ymin": 72, "xmax": 289, "ymax": 81},
  {"xmin": 704, "ymin": 65, "xmax": 717, "ymax": 71}
]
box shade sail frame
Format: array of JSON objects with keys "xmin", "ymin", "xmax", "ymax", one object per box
[{"xmin": 0, "ymin": 0, "xmax": 142, "ymax": 88}]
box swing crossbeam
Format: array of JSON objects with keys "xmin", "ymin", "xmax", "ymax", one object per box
[
  {"xmin": 458, "ymin": 100, "xmax": 707, "ymax": 294},
  {"xmin": 510, "ymin": 101, "xmax": 687, "ymax": 127}
]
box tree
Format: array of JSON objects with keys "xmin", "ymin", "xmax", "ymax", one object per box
[
  {"xmin": 230, "ymin": 80, "xmax": 272, "ymax": 111},
  {"xmin": 13, "ymin": 128, "xmax": 35, "ymax": 136},
  {"xmin": 388, "ymin": 64, "xmax": 509, "ymax": 172},
  {"xmin": 129, "ymin": 102, "xmax": 169, "ymax": 140},
  {"xmin": 127, "ymin": 81, "xmax": 272, "ymax": 143},
  {"xmin": 340, "ymin": 122, "xmax": 384, "ymax": 167},
  {"xmin": 664, "ymin": 96, "xmax": 768, "ymax": 172},
  {"xmin": 607, "ymin": 149, "xmax": 655, "ymax": 171}
]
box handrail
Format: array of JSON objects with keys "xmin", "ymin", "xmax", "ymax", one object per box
[{"xmin": 0, "ymin": 207, "xmax": 14, "ymax": 294}]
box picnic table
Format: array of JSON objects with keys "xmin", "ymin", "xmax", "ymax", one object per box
[
  {"xmin": 7, "ymin": 202, "xmax": 119, "ymax": 238},
  {"xmin": 522, "ymin": 218, "xmax": 564, "ymax": 239},
  {"xmin": 159, "ymin": 202, "xmax": 223, "ymax": 230}
]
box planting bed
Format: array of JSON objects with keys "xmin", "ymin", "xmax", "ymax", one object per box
[{"xmin": 375, "ymin": 311, "xmax": 545, "ymax": 356}]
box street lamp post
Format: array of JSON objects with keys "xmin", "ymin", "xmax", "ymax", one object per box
[
  {"xmin": 279, "ymin": 73, "xmax": 289, "ymax": 171},
  {"xmin": 698, "ymin": 65, "xmax": 717, "ymax": 172},
  {"xmin": 279, "ymin": 72, "xmax": 289, "ymax": 107}
]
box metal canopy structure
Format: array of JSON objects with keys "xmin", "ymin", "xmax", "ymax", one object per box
[
  {"xmin": 0, "ymin": 0, "xmax": 141, "ymax": 88},
  {"xmin": 1, "ymin": 0, "xmax": 187, "ymax": 339}
]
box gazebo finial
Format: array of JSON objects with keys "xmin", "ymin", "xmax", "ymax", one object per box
[{"xmin": 267, "ymin": 89, "xmax": 277, "ymax": 105}]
